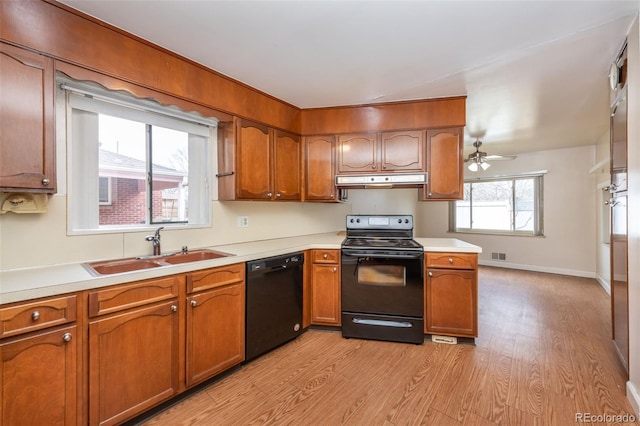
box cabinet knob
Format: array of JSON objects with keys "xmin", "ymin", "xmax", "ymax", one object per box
[
  {"xmin": 372, "ymin": 165, "xmax": 377, "ymax": 170},
  {"xmin": 41, "ymin": 178, "xmax": 50, "ymax": 186},
  {"xmin": 428, "ymin": 271, "xmax": 433, "ymax": 277},
  {"xmin": 31, "ymin": 311, "xmax": 40, "ymax": 321},
  {"xmin": 170, "ymin": 305, "xmax": 178, "ymax": 312},
  {"xmin": 190, "ymin": 300, "xmax": 197, "ymax": 307},
  {"xmin": 448, "ymin": 258, "xmax": 454, "ymax": 264},
  {"xmin": 428, "ymin": 193, "xmax": 432, "ymax": 197},
  {"xmin": 323, "ymin": 253, "xmax": 328, "ymax": 259},
  {"xmin": 276, "ymin": 193, "xmax": 281, "ymax": 198},
  {"xmin": 333, "ymin": 267, "xmax": 337, "ymax": 272},
  {"xmin": 63, "ymin": 333, "xmax": 72, "ymax": 342},
  {"xmin": 266, "ymin": 192, "xmax": 272, "ymax": 198}
]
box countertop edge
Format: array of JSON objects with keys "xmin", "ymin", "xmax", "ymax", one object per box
[{"xmin": 1, "ymin": 233, "xmax": 481, "ymax": 305}]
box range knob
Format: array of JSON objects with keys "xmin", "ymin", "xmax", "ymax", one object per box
[
  {"xmin": 356, "ymin": 218, "xmax": 361, "ymax": 223},
  {"xmin": 398, "ymin": 219, "xmax": 402, "ymax": 223},
  {"xmin": 405, "ymin": 219, "xmax": 409, "ymax": 223}
]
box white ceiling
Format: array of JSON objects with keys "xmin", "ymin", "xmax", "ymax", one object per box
[{"xmin": 58, "ymin": 0, "xmax": 639, "ymax": 157}]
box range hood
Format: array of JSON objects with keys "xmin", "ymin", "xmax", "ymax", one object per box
[{"xmin": 335, "ymin": 173, "xmax": 428, "ymax": 188}]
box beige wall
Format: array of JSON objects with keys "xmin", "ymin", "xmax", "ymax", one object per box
[
  {"xmin": 626, "ymin": 13, "xmax": 640, "ymax": 416},
  {"xmin": 416, "ymin": 145, "xmax": 598, "ymax": 277}
]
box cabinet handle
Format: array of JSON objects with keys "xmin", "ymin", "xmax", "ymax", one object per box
[
  {"xmin": 190, "ymin": 300, "xmax": 197, "ymax": 307},
  {"xmin": 448, "ymin": 258, "xmax": 454, "ymax": 264},
  {"xmin": 63, "ymin": 333, "xmax": 72, "ymax": 342},
  {"xmin": 333, "ymin": 267, "xmax": 337, "ymax": 272},
  {"xmin": 41, "ymin": 178, "xmax": 50, "ymax": 186},
  {"xmin": 170, "ymin": 305, "xmax": 178, "ymax": 312},
  {"xmin": 266, "ymin": 192, "xmax": 272, "ymax": 198},
  {"xmin": 428, "ymin": 193, "xmax": 432, "ymax": 197},
  {"xmin": 276, "ymin": 193, "xmax": 282, "ymax": 198},
  {"xmin": 428, "ymin": 271, "xmax": 433, "ymax": 277},
  {"xmin": 372, "ymin": 165, "xmax": 377, "ymax": 169},
  {"xmin": 323, "ymin": 253, "xmax": 328, "ymax": 259},
  {"xmin": 31, "ymin": 311, "xmax": 40, "ymax": 321}
]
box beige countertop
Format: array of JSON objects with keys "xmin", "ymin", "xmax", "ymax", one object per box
[{"xmin": 0, "ymin": 233, "xmax": 481, "ymax": 305}]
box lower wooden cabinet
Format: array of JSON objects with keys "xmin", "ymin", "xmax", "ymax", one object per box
[
  {"xmin": 425, "ymin": 252, "xmax": 478, "ymax": 338},
  {"xmin": 310, "ymin": 250, "xmax": 341, "ymax": 326},
  {"xmin": 1, "ymin": 325, "xmax": 77, "ymax": 426},
  {"xmin": 186, "ymin": 281, "xmax": 245, "ymax": 387},
  {"xmin": 89, "ymin": 299, "xmax": 180, "ymax": 426}
]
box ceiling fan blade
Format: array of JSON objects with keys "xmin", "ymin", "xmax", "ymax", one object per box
[{"xmin": 484, "ymin": 154, "xmax": 517, "ymax": 161}]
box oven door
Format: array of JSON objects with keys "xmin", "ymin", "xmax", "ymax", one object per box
[{"xmin": 341, "ymin": 249, "xmax": 424, "ymax": 318}]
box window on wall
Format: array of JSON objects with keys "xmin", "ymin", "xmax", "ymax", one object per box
[
  {"xmin": 62, "ymin": 76, "xmax": 216, "ymax": 233},
  {"xmin": 450, "ymin": 173, "xmax": 545, "ymax": 236}
]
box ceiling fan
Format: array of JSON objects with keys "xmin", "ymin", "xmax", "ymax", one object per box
[{"xmin": 464, "ymin": 140, "xmax": 517, "ymax": 171}]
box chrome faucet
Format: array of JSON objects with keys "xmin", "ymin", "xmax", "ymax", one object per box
[{"xmin": 145, "ymin": 226, "xmax": 165, "ymax": 256}]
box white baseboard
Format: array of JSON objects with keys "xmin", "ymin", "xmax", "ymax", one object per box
[
  {"xmin": 478, "ymin": 260, "xmax": 596, "ymax": 279},
  {"xmin": 595, "ymin": 274, "xmax": 611, "ymax": 295},
  {"xmin": 627, "ymin": 381, "xmax": 640, "ymax": 418}
]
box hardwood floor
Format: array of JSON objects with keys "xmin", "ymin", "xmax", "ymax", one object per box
[{"xmin": 139, "ymin": 266, "xmax": 637, "ymax": 425}]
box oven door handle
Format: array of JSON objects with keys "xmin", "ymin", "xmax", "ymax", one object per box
[{"xmin": 341, "ymin": 249, "xmax": 424, "ymax": 259}]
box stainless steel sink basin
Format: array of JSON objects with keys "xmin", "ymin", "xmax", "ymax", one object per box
[
  {"xmin": 161, "ymin": 249, "xmax": 230, "ymax": 264},
  {"xmin": 84, "ymin": 249, "xmax": 232, "ymax": 276}
]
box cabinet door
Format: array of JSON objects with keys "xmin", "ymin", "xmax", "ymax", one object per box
[
  {"xmin": 311, "ymin": 263, "xmax": 341, "ymax": 326},
  {"xmin": 186, "ymin": 283, "xmax": 245, "ymax": 387},
  {"xmin": 337, "ymin": 133, "xmax": 378, "ymax": 173},
  {"xmin": 423, "ymin": 128, "xmax": 463, "ymax": 200},
  {"xmin": 304, "ymin": 135, "xmax": 337, "ymax": 201},
  {"xmin": 425, "ymin": 269, "xmax": 477, "ymax": 337},
  {"xmin": 0, "ymin": 43, "xmax": 55, "ymax": 192},
  {"xmin": 236, "ymin": 119, "xmax": 271, "ymax": 199},
  {"xmin": 273, "ymin": 130, "xmax": 301, "ymax": 200},
  {"xmin": 89, "ymin": 300, "xmax": 179, "ymax": 426},
  {"xmin": 380, "ymin": 130, "xmax": 424, "ymax": 172},
  {"xmin": 1, "ymin": 325, "xmax": 77, "ymax": 426}
]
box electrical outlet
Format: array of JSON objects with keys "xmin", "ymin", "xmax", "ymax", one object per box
[{"xmin": 237, "ymin": 216, "xmax": 249, "ymax": 227}]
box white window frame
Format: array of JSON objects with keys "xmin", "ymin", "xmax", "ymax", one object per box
[
  {"xmin": 61, "ymin": 76, "xmax": 217, "ymax": 235},
  {"xmin": 449, "ymin": 172, "xmax": 545, "ymax": 237}
]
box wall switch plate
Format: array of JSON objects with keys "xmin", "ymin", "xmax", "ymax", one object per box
[{"xmin": 237, "ymin": 216, "xmax": 249, "ymax": 227}]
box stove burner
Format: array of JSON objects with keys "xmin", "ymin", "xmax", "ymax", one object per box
[{"xmin": 342, "ymin": 238, "xmax": 422, "ymax": 250}]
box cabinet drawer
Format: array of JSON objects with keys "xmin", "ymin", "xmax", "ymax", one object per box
[
  {"xmin": 187, "ymin": 263, "xmax": 245, "ymax": 294},
  {"xmin": 1, "ymin": 295, "xmax": 77, "ymax": 338},
  {"xmin": 312, "ymin": 250, "xmax": 340, "ymax": 264},
  {"xmin": 89, "ymin": 275, "xmax": 181, "ymax": 317},
  {"xmin": 426, "ymin": 253, "xmax": 477, "ymax": 270}
]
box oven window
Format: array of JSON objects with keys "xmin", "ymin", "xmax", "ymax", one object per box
[{"xmin": 357, "ymin": 265, "xmax": 406, "ymax": 286}]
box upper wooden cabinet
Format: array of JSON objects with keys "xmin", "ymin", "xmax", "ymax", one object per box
[
  {"xmin": 421, "ymin": 127, "xmax": 464, "ymax": 200},
  {"xmin": 217, "ymin": 118, "xmax": 301, "ymax": 201},
  {"xmin": 304, "ymin": 135, "xmax": 338, "ymax": 202},
  {"xmin": 0, "ymin": 43, "xmax": 56, "ymax": 193},
  {"xmin": 337, "ymin": 130, "xmax": 425, "ymax": 174}
]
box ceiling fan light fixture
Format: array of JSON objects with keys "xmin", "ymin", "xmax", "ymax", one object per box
[
  {"xmin": 467, "ymin": 162, "xmax": 479, "ymax": 172},
  {"xmin": 480, "ymin": 161, "xmax": 491, "ymax": 171}
]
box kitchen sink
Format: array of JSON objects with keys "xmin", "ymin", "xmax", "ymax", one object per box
[
  {"xmin": 84, "ymin": 249, "xmax": 233, "ymax": 276},
  {"xmin": 161, "ymin": 250, "xmax": 229, "ymax": 264}
]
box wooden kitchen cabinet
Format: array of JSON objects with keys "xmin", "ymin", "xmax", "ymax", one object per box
[
  {"xmin": 304, "ymin": 135, "xmax": 339, "ymax": 201},
  {"xmin": 0, "ymin": 42, "xmax": 56, "ymax": 192},
  {"xmin": 88, "ymin": 276, "xmax": 181, "ymax": 426},
  {"xmin": 337, "ymin": 130, "xmax": 425, "ymax": 174},
  {"xmin": 310, "ymin": 250, "xmax": 341, "ymax": 326},
  {"xmin": 421, "ymin": 127, "xmax": 464, "ymax": 200},
  {"xmin": 425, "ymin": 252, "xmax": 478, "ymax": 337},
  {"xmin": 1, "ymin": 293, "xmax": 78, "ymax": 426},
  {"xmin": 219, "ymin": 118, "xmax": 301, "ymax": 201},
  {"xmin": 186, "ymin": 264, "xmax": 245, "ymax": 387}
]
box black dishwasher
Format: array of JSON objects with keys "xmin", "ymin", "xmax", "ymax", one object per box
[{"xmin": 245, "ymin": 252, "xmax": 304, "ymax": 361}]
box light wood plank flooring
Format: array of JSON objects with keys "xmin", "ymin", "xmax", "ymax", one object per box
[{"xmin": 139, "ymin": 266, "xmax": 638, "ymax": 425}]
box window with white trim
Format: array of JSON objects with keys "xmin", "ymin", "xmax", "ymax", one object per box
[
  {"xmin": 62, "ymin": 77, "xmax": 216, "ymax": 233},
  {"xmin": 450, "ymin": 174, "xmax": 544, "ymax": 236}
]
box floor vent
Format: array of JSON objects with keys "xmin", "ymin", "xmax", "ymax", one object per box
[
  {"xmin": 431, "ymin": 335, "xmax": 458, "ymax": 345},
  {"xmin": 491, "ymin": 252, "xmax": 507, "ymax": 260}
]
